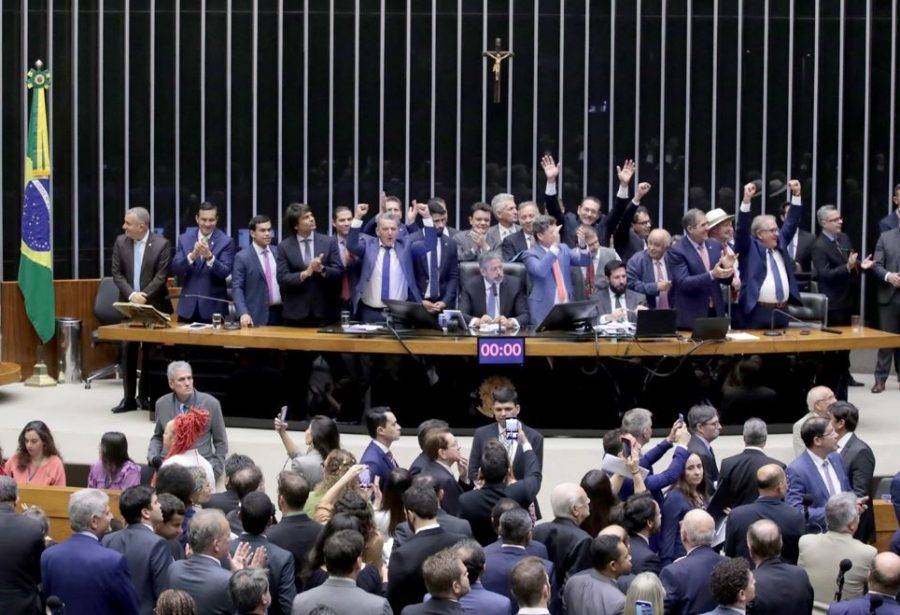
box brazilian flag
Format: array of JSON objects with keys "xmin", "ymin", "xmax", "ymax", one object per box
[{"xmin": 17, "ymin": 62, "xmax": 55, "ymax": 344}]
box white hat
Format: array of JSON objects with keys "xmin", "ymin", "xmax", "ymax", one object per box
[{"xmin": 706, "ymin": 208, "xmax": 735, "ymax": 229}]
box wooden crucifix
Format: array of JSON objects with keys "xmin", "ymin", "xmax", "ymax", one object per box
[{"xmin": 483, "ymin": 37, "xmax": 513, "ymax": 103}]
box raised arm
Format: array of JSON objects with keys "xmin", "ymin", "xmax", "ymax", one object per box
[{"xmin": 541, "ymin": 154, "xmax": 565, "ymax": 226}]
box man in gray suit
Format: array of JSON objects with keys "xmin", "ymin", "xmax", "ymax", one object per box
[
  {"xmin": 291, "ymin": 529, "xmax": 391, "ymax": 615},
  {"xmin": 563, "ymin": 535, "xmax": 631, "ymax": 615},
  {"xmin": 486, "ymin": 193, "xmax": 521, "ymax": 249},
  {"xmin": 871, "ymin": 226, "xmax": 900, "ymax": 392},
  {"xmin": 572, "ymin": 226, "xmax": 620, "ymax": 299},
  {"xmin": 102, "ymin": 486, "xmax": 174, "ymax": 615},
  {"xmin": 700, "ymin": 558, "xmax": 756, "ymax": 615},
  {"xmin": 147, "ymin": 361, "xmax": 228, "ymax": 481},
  {"xmin": 456, "ymin": 203, "xmax": 496, "ymax": 262},
  {"xmin": 229, "ymin": 569, "xmax": 272, "ymax": 615},
  {"xmin": 595, "ymin": 260, "xmax": 646, "ymax": 323}
]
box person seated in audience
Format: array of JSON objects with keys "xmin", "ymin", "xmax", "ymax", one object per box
[
  {"xmin": 623, "ymin": 572, "xmax": 666, "ymax": 615},
  {"xmin": 420, "ymin": 429, "xmax": 472, "ymax": 517},
  {"xmin": 154, "ymin": 492, "xmax": 187, "ymax": 561},
  {"xmin": 154, "ymin": 589, "xmax": 198, "ymax": 615},
  {"xmin": 702, "ymin": 558, "xmax": 756, "ymax": 615},
  {"xmin": 229, "ymin": 492, "xmax": 296, "ymax": 615},
  {"xmin": 723, "ymin": 464, "xmax": 805, "ymax": 564},
  {"xmin": 229, "ymin": 568, "xmax": 272, "ymax": 615},
  {"xmin": 3, "ymin": 420, "xmax": 66, "ymax": 486},
  {"xmin": 533, "ymin": 483, "xmax": 593, "ymax": 588},
  {"xmin": 622, "ymin": 493, "xmax": 662, "ymax": 576},
  {"xmin": 579, "ymin": 469, "xmax": 621, "ymax": 537},
  {"xmin": 266, "ymin": 471, "xmax": 322, "ymax": 592},
  {"xmin": 827, "ymin": 552, "xmax": 900, "ymax": 615},
  {"xmin": 155, "ymin": 464, "xmax": 199, "ymax": 550},
  {"xmin": 449, "ymin": 539, "xmax": 512, "ymax": 615},
  {"xmin": 403, "ymin": 547, "xmax": 471, "ymax": 615},
  {"xmin": 88, "ymin": 431, "xmax": 143, "ymax": 490},
  {"xmin": 292, "ymin": 529, "xmax": 392, "ymax": 615},
  {"xmin": 360, "ymin": 407, "xmax": 402, "ymax": 490},
  {"xmin": 303, "ymin": 449, "xmax": 358, "ymax": 517},
  {"xmin": 274, "ymin": 414, "xmax": 341, "ymax": 486},
  {"xmin": 160, "ymin": 409, "xmax": 217, "ymax": 490},
  {"xmin": 102, "ymin": 485, "xmax": 173, "ymax": 615},
  {"xmin": 458, "ymin": 250, "xmax": 529, "ymax": 329},
  {"xmin": 595, "ymin": 259, "xmax": 647, "ymax": 322},
  {"xmin": 148, "ymin": 361, "xmax": 228, "ymax": 482},
  {"xmin": 746, "ymin": 519, "xmax": 813, "ymax": 615},
  {"xmin": 799, "ymin": 492, "xmax": 877, "ymax": 604},
  {"xmin": 510, "ymin": 556, "xmax": 554, "ymax": 615},
  {"xmin": 791, "ymin": 385, "xmax": 837, "ymax": 458},
  {"xmin": 302, "ymin": 512, "xmax": 385, "ymax": 596},
  {"xmin": 409, "ymin": 419, "xmax": 450, "ymax": 476},
  {"xmin": 41, "ymin": 489, "xmax": 140, "ymax": 614},
  {"xmin": 0, "ymin": 476, "xmax": 44, "ymax": 614},
  {"xmin": 660, "ymin": 453, "xmax": 708, "ymax": 566},
  {"xmin": 206, "ymin": 454, "xmax": 256, "ymax": 515},
  {"xmin": 659, "ymin": 509, "xmax": 726, "ymax": 615},
  {"xmin": 563, "ymin": 534, "xmax": 631, "ymax": 615},
  {"xmin": 391, "ymin": 473, "xmax": 473, "ymax": 550}
]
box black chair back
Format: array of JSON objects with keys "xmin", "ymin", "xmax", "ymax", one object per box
[
  {"xmin": 787, "ymin": 292, "xmax": 829, "ymax": 323},
  {"xmin": 459, "ymin": 261, "xmax": 527, "ymax": 290},
  {"xmin": 94, "ymin": 277, "xmax": 124, "ymax": 326}
]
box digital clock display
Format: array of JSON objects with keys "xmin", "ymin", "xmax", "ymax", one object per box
[{"xmin": 477, "ymin": 337, "xmax": 525, "ymax": 365}]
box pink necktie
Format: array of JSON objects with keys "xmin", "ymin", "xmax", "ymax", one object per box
[
  {"xmin": 655, "ymin": 260, "xmax": 669, "ymax": 309},
  {"xmin": 261, "ymin": 249, "xmax": 276, "ymax": 304},
  {"xmin": 697, "ymin": 242, "xmax": 711, "ymax": 271},
  {"xmin": 552, "ymin": 260, "xmax": 569, "ymax": 302}
]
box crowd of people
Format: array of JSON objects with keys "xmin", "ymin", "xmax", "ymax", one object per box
[{"xmin": 1, "ymin": 358, "xmax": 899, "ymax": 614}]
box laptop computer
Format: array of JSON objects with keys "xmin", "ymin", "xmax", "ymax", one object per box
[
  {"xmin": 383, "ymin": 300, "xmax": 440, "ymax": 330},
  {"xmin": 691, "ymin": 317, "xmax": 731, "ymax": 341},
  {"xmin": 634, "ymin": 309, "xmax": 678, "ymax": 339}
]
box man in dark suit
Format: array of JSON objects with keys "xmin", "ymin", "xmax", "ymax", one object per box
[
  {"xmin": 659, "ymin": 509, "xmax": 727, "ymax": 615},
  {"xmin": 229, "ymin": 492, "xmax": 296, "ymax": 615},
  {"xmin": 571, "ymin": 225, "xmax": 620, "ymax": 300},
  {"xmin": 831, "ymin": 402, "xmax": 876, "ymax": 543},
  {"xmin": 667, "ymin": 208, "xmax": 735, "ymax": 329},
  {"xmin": 171, "ymin": 201, "xmax": 235, "ymax": 323},
  {"xmin": 420, "ymin": 430, "xmax": 472, "ymax": 517},
  {"xmin": 734, "ymin": 180, "xmax": 805, "ymax": 328},
  {"xmin": 686, "ymin": 404, "xmax": 722, "ymax": 496},
  {"xmin": 724, "ymin": 464, "xmax": 806, "ymax": 564},
  {"xmin": 607, "ymin": 164, "xmax": 652, "ymax": 261},
  {"xmin": 501, "ymin": 201, "xmax": 540, "ymax": 261},
  {"xmin": 532, "ymin": 483, "xmax": 592, "ymax": 588},
  {"xmin": 0, "ymin": 477, "xmax": 44, "ymax": 614},
  {"xmin": 102, "ymin": 486, "xmax": 174, "ymax": 615},
  {"xmin": 41, "ymin": 489, "xmax": 141, "ymax": 615},
  {"xmin": 459, "ymin": 436, "xmax": 543, "ymax": 547},
  {"xmin": 747, "ymin": 519, "xmax": 814, "ymax": 615},
  {"xmin": 786, "ymin": 416, "xmax": 856, "ymax": 533},
  {"xmin": 467, "ymin": 386, "xmax": 544, "ymax": 516},
  {"xmin": 387, "ymin": 486, "xmax": 466, "ymax": 613},
  {"xmin": 621, "ymin": 493, "xmax": 662, "ymax": 575},
  {"xmin": 414, "ymin": 199, "xmax": 459, "ymax": 312},
  {"xmin": 393, "ymin": 474, "xmax": 473, "ymax": 549},
  {"xmin": 409, "ymin": 419, "xmax": 450, "ymax": 477},
  {"xmin": 331, "ymin": 205, "xmax": 361, "ymax": 311},
  {"xmin": 205, "ymin": 454, "xmax": 255, "ymax": 515},
  {"xmin": 360, "ymin": 407, "xmax": 402, "ymax": 489},
  {"xmin": 111, "ymin": 206, "xmax": 173, "ymax": 413},
  {"xmin": 402, "ymin": 548, "xmax": 471, "ymax": 615},
  {"xmin": 266, "ymin": 471, "xmax": 322, "ymax": 591},
  {"xmin": 484, "ymin": 499, "xmax": 550, "ymax": 559},
  {"xmin": 827, "ymin": 552, "xmax": 900, "ymax": 615},
  {"xmin": 707, "ymin": 418, "xmax": 784, "ymax": 522},
  {"xmin": 541, "ymin": 153, "xmax": 608, "ymax": 247},
  {"xmin": 348, "ymin": 200, "xmax": 437, "ymax": 322},
  {"xmin": 455, "ymin": 202, "xmax": 497, "ymax": 262},
  {"xmin": 459, "ymin": 251, "xmax": 530, "ymax": 328},
  {"xmin": 594, "ymin": 259, "xmax": 647, "ymax": 322},
  {"xmin": 626, "ymin": 228, "xmax": 674, "ymax": 309},
  {"xmin": 510, "ymin": 557, "xmax": 555, "ymax": 615},
  {"xmin": 232, "ymin": 215, "xmax": 282, "ymax": 327},
  {"xmin": 780, "ymin": 201, "xmax": 815, "ymax": 273},
  {"xmin": 878, "ymin": 184, "xmax": 900, "ymax": 233},
  {"xmin": 871, "ymin": 225, "xmax": 900, "ymax": 392}
]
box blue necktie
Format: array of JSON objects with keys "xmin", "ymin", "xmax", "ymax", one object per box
[
  {"xmin": 768, "ymin": 249, "xmax": 785, "ymax": 302},
  {"xmin": 487, "ymin": 283, "xmax": 498, "ymax": 317},
  {"xmin": 429, "ymin": 246, "xmax": 440, "ymax": 299},
  {"xmin": 178, "ymin": 403, "xmax": 188, "ymax": 415},
  {"xmin": 381, "ymin": 246, "xmax": 392, "ymax": 302},
  {"xmin": 133, "ymin": 239, "xmax": 145, "ymax": 292}
]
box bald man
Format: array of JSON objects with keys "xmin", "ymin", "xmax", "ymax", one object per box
[
  {"xmin": 626, "ymin": 228, "xmax": 673, "ymax": 309},
  {"xmin": 792, "ymin": 386, "xmax": 837, "ymax": 458},
  {"xmin": 827, "ymin": 552, "xmax": 900, "ymax": 614},
  {"xmin": 660, "ymin": 510, "xmax": 727, "ymax": 615},
  {"xmin": 747, "ymin": 520, "xmax": 814, "ymax": 615},
  {"xmin": 724, "ymin": 464, "xmax": 806, "ymax": 564},
  {"xmin": 532, "ymin": 483, "xmax": 593, "ymax": 587}
]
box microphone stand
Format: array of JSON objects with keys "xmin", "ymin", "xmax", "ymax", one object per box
[{"xmin": 765, "ymin": 307, "xmax": 842, "ymax": 336}]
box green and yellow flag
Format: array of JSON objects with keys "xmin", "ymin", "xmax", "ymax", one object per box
[{"xmin": 17, "ymin": 61, "xmax": 55, "ymax": 344}]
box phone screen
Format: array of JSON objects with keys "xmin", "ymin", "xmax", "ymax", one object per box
[
  {"xmin": 621, "ymin": 438, "xmax": 632, "ymax": 459},
  {"xmin": 278, "ymin": 406, "xmax": 288, "ymax": 422},
  {"xmin": 635, "ymin": 601, "xmax": 654, "ymax": 615},
  {"xmin": 359, "ymin": 468, "xmax": 372, "ymax": 487},
  {"xmin": 505, "ymin": 418, "xmax": 519, "ymax": 441}
]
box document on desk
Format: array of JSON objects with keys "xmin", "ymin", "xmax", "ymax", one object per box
[
  {"xmin": 342, "ymin": 324, "xmax": 383, "ymax": 333},
  {"xmin": 726, "ymin": 332, "xmax": 759, "ymax": 341},
  {"xmin": 179, "ymin": 323, "xmax": 213, "ymax": 330}
]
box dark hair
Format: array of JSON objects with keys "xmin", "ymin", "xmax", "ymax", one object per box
[
  {"xmin": 589, "ymin": 535, "xmax": 623, "ymax": 571},
  {"xmin": 16, "ymin": 420, "xmax": 61, "ymax": 470},
  {"xmin": 709, "ymin": 558, "xmax": 752, "ymax": 606},
  {"xmin": 277, "ymin": 471, "xmax": 310, "ymax": 510},
  {"xmin": 332, "ymin": 205, "xmax": 352, "ymax": 220},
  {"xmin": 580, "ymin": 469, "xmax": 620, "ymax": 537},
  {"xmin": 491, "ymin": 498, "xmax": 522, "ymax": 536},
  {"xmin": 197, "ymin": 201, "xmax": 218, "ymax": 215},
  {"xmin": 239, "ymin": 492, "xmax": 275, "ymax": 536},
  {"xmin": 470, "ymin": 202, "xmax": 492, "ymax": 217},
  {"xmin": 248, "ymin": 215, "xmax": 271, "ymax": 231},
  {"xmin": 510, "ymin": 557, "xmax": 549, "ymax": 608},
  {"xmin": 364, "ymin": 407, "xmax": 393, "ymax": 440},
  {"xmin": 158, "ymin": 492, "xmax": 186, "ymax": 523},
  {"xmin": 604, "ymin": 259, "xmax": 626, "ymax": 277},
  {"xmin": 499, "ymin": 507, "xmax": 533, "ymax": 545},
  {"xmin": 228, "ymin": 569, "xmax": 269, "ymax": 614},
  {"xmin": 308, "ymin": 415, "xmax": 341, "ymax": 459},
  {"xmin": 154, "ymin": 589, "xmax": 198, "ymax": 615},
  {"xmin": 675, "ymin": 453, "xmax": 708, "ymax": 508},
  {"xmin": 480, "ymin": 440, "xmax": 511, "ymax": 484},
  {"xmin": 231, "ymin": 465, "xmax": 264, "ymax": 499},
  {"xmin": 800, "ymin": 416, "xmax": 830, "ymax": 448},
  {"xmin": 119, "ymin": 485, "xmax": 155, "ymax": 525},
  {"xmin": 381, "ymin": 468, "xmax": 413, "ymax": 536},
  {"xmin": 323, "ymin": 529, "xmax": 365, "ymax": 576},
  {"xmin": 304, "ymin": 513, "xmax": 363, "ymax": 578},
  {"xmin": 403, "ymin": 485, "xmax": 439, "ymax": 519},
  {"xmin": 456, "ymin": 539, "xmax": 486, "ymax": 583},
  {"xmin": 224, "ymin": 454, "xmax": 257, "ymax": 485},
  {"xmin": 427, "ymin": 198, "xmax": 448, "ymax": 216},
  {"xmin": 411, "ymin": 473, "xmax": 441, "ymax": 497},
  {"xmin": 829, "ymin": 401, "xmax": 859, "ymax": 432},
  {"xmin": 284, "ymin": 202, "xmax": 313, "ymax": 233},
  {"xmin": 492, "ymin": 386, "xmax": 518, "ymax": 405},
  {"xmin": 155, "ymin": 464, "xmax": 196, "ymax": 507},
  {"xmin": 602, "ymin": 428, "xmax": 624, "ymax": 457},
  {"xmin": 334, "ymin": 490, "xmax": 375, "ymax": 541},
  {"xmin": 99, "ymin": 431, "xmax": 132, "ymax": 480},
  {"xmin": 416, "ymin": 419, "xmax": 449, "ymax": 450},
  {"xmin": 622, "ymin": 493, "xmax": 658, "ymax": 536},
  {"xmin": 632, "ymin": 205, "xmax": 650, "ymax": 222}
]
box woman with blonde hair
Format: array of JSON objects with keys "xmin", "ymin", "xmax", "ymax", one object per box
[{"xmin": 623, "ymin": 572, "xmax": 666, "ymax": 615}]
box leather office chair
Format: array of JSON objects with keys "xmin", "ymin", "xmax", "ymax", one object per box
[
  {"xmin": 787, "ymin": 292, "xmax": 829, "ymax": 324},
  {"xmin": 459, "ymin": 261, "xmax": 527, "ymax": 291},
  {"xmin": 85, "ymin": 278, "xmax": 124, "ymax": 389}
]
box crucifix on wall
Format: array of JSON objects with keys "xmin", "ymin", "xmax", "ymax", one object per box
[{"xmin": 483, "ymin": 37, "xmax": 513, "ymax": 103}]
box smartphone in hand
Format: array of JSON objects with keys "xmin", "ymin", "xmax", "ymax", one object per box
[
  {"xmin": 359, "ymin": 468, "xmax": 372, "ymax": 488},
  {"xmin": 505, "ymin": 418, "xmax": 520, "ymax": 441},
  {"xmin": 621, "ymin": 437, "xmax": 632, "ymax": 459}
]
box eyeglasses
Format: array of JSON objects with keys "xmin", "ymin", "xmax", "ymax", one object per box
[{"xmin": 634, "ymin": 219, "xmax": 652, "ymax": 226}]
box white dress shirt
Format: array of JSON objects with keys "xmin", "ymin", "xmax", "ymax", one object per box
[
  {"xmin": 651, "ymin": 256, "xmax": 669, "ymax": 285},
  {"xmin": 129, "ymin": 230, "xmax": 150, "ymax": 299},
  {"xmin": 741, "ymin": 196, "xmax": 799, "ymax": 303},
  {"xmin": 425, "ymin": 240, "xmax": 443, "ymax": 300},
  {"xmin": 361, "ymin": 245, "xmax": 406, "ymax": 308},
  {"xmin": 806, "ymin": 449, "xmax": 843, "ymax": 495},
  {"xmin": 253, "ymin": 242, "xmax": 281, "ymax": 305},
  {"xmin": 498, "ymin": 224, "xmax": 517, "ymax": 241},
  {"xmin": 186, "ymin": 231, "xmax": 216, "ymax": 267},
  {"xmin": 836, "ymin": 432, "xmax": 853, "ymax": 453}
]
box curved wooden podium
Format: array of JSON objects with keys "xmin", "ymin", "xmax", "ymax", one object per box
[{"xmin": 0, "ymin": 362, "xmax": 21, "ymax": 386}]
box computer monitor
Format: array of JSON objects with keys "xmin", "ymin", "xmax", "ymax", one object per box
[
  {"xmin": 634, "ymin": 309, "xmax": 678, "ymax": 338},
  {"xmin": 535, "ymin": 300, "xmax": 600, "ymax": 332},
  {"xmin": 383, "ymin": 300, "xmax": 441, "ymax": 330},
  {"xmin": 691, "ymin": 317, "xmax": 730, "ymax": 341}
]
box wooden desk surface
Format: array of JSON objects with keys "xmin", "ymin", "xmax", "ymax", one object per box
[
  {"xmin": 97, "ymin": 324, "xmax": 900, "ymax": 357},
  {"xmin": 0, "ymin": 362, "xmax": 21, "ymax": 385}
]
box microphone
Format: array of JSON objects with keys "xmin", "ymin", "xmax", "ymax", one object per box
[
  {"xmin": 180, "ymin": 294, "xmax": 240, "ymax": 329},
  {"xmin": 870, "ymin": 595, "xmax": 884, "ymax": 614},
  {"xmin": 46, "ymin": 596, "xmax": 64, "ymax": 614},
  {"xmin": 835, "ymin": 558, "xmax": 853, "ymax": 602},
  {"xmin": 765, "ymin": 307, "xmax": 842, "ymax": 336}
]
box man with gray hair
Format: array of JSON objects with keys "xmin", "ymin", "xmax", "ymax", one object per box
[
  {"xmin": 686, "ymin": 404, "xmax": 722, "ymax": 495},
  {"xmin": 458, "ymin": 250, "xmax": 529, "ymax": 329},
  {"xmin": 707, "ymin": 417, "xmax": 783, "ymax": 521},
  {"xmin": 111, "ymin": 205, "xmax": 174, "ymax": 414},
  {"xmin": 799, "ymin": 492, "xmax": 877, "ymax": 604},
  {"xmin": 486, "ymin": 192, "xmax": 520, "ymax": 248},
  {"xmin": 40, "ymin": 489, "xmax": 141, "ymax": 614},
  {"xmin": 618, "ymin": 409, "xmax": 691, "ymax": 508},
  {"xmin": 792, "ymin": 385, "xmax": 837, "ymax": 458},
  {"xmin": 230, "ymin": 568, "xmax": 271, "ymax": 615},
  {"xmin": 147, "ymin": 360, "xmax": 228, "ymax": 480},
  {"xmin": 532, "ymin": 483, "xmax": 593, "ymax": 587},
  {"xmin": 0, "ymin": 476, "xmax": 45, "ymax": 614},
  {"xmin": 501, "ymin": 200, "xmax": 540, "ymax": 260},
  {"xmin": 660, "ymin": 509, "xmax": 727, "ymax": 615}
]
